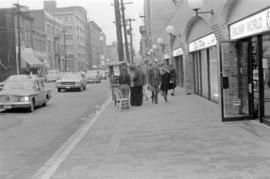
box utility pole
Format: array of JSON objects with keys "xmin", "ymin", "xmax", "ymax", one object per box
[
  {"xmin": 13, "ymin": 3, "xmax": 23, "ymax": 74},
  {"xmin": 127, "ymin": 18, "xmax": 135, "ymax": 64},
  {"xmin": 120, "ymin": 0, "xmax": 131, "ymax": 63},
  {"xmin": 114, "ymin": 0, "xmax": 124, "ymax": 62},
  {"xmin": 63, "ymin": 30, "xmax": 67, "ymax": 72}
]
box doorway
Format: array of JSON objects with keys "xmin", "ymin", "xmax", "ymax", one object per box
[{"xmin": 220, "ymin": 34, "xmax": 270, "ymax": 123}]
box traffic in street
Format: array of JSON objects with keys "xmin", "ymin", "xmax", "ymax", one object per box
[{"xmin": 0, "ymin": 79, "xmax": 110, "ymax": 179}]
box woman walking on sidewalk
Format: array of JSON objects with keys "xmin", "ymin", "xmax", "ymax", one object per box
[
  {"xmin": 129, "ymin": 65, "xmax": 143, "ymax": 106},
  {"xmin": 148, "ymin": 63, "xmax": 161, "ymax": 104},
  {"xmin": 169, "ymin": 64, "xmax": 177, "ymax": 96},
  {"xmin": 160, "ymin": 65, "xmax": 171, "ymax": 102}
]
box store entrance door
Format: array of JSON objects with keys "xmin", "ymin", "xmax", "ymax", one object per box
[{"xmin": 220, "ymin": 41, "xmax": 255, "ymax": 122}]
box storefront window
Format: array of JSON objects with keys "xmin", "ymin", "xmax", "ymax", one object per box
[
  {"xmin": 201, "ymin": 49, "xmax": 208, "ymax": 97},
  {"xmin": 262, "ymin": 34, "xmax": 270, "ymax": 118},
  {"xmin": 209, "ymin": 47, "xmax": 219, "ymax": 102}
]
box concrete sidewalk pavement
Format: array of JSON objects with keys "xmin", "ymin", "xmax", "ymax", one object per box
[{"xmin": 51, "ymin": 88, "xmax": 270, "ymax": 179}]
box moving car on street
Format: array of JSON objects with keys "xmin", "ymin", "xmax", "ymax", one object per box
[
  {"xmin": 0, "ymin": 75, "xmax": 51, "ymax": 112},
  {"xmin": 56, "ymin": 72, "xmax": 87, "ymax": 92},
  {"xmin": 86, "ymin": 70, "xmax": 101, "ymax": 83}
]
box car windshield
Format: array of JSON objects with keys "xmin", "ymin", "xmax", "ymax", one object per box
[
  {"xmin": 62, "ymin": 73, "xmax": 81, "ymax": 80},
  {"xmin": 3, "ymin": 80, "xmax": 34, "ymax": 90}
]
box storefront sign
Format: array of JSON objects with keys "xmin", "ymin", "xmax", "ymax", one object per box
[
  {"xmin": 230, "ymin": 7, "xmax": 270, "ymax": 40},
  {"xmin": 173, "ymin": 48, "xmax": 183, "ymax": 57},
  {"xmin": 164, "ymin": 54, "xmax": 170, "ymax": 59},
  {"xmin": 188, "ymin": 33, "xmax": 217, "ymax": 52}
]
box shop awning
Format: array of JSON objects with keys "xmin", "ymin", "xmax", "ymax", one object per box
[{"xmin": 21, "ymin": 52, "xmax": 44, "ymax": 67}]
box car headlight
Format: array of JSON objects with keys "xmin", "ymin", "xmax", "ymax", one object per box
[{"xmin": 19, "ymin": 96, "xmax": 30, "ymax": 102}]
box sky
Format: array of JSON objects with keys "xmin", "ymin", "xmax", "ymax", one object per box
[{"xmin": 1, "ymin": 0, "xmax": 144, "ymax": 52}]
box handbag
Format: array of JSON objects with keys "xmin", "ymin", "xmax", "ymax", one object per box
[{"xmin": 147, "ymin": 84, "xmax": 154, "ymax": 91}]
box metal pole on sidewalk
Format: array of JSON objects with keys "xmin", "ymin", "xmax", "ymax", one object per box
[
  {"xmin": 114, "ymin": 0, "xmax": 124, "ymax": 62},
  {"xmin": 120, "ymin": 0, "xmax": 130, "ymax": 63}
]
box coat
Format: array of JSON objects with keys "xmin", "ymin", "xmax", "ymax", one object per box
[
  {"xmin": 148, "ymin": 67, "xmax": 161, "ymax": 89},
  {"xmin": 160, "ymin": 71, "xmax": 171, "ymax": 91}
]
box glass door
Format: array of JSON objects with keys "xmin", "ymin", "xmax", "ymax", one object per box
[
  {"xmin": 262, "ymin": 34, "xmax": 270, "ymax": 121},
  {"xmin": 220, "ymin": 41, "xmax": 254, "ymax": 122}
]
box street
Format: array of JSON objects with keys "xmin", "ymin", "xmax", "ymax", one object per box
[{"xmin": 0, "ymin": 81, "xmax": 110, "ymax": 179}]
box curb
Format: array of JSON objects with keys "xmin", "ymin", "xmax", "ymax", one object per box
[{"xmin": 31, "ymin": 97, "xmax": 112, "ymax": 179}]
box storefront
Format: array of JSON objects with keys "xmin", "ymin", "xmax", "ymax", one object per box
[
  {"xmin": 173, "ymin": 48, "xmax": 184, "ymax": 87},
  {"xmin": 189, "ymin": 33, "xmax": 219, "ymax": 102},
  {"xmin": 220, "ymin": 7, "xmax": 270, "ymax": 124}
]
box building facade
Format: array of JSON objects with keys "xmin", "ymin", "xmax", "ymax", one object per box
[
  {"xmin": 0, "ymin": 7, "xmax": 45, "ymax": 81},
  {"xmin": 143, "ymin": 0, "xmax": 270, "ymax": 125},
  {"xmin": 31, "ymin": 10, "xmax": 64, "ymax": 71},
  {"xmin": 44, "ymin": 0, "xmax": 87, "ymax": 72},
  {"xmin": 86, "ymin": 21, "xmax": 106, "ymax": 69}
]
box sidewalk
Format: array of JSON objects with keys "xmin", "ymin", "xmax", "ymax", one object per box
[{"xmin": 52, "ymin": 88, "xmax": 270, "ymax": 179}]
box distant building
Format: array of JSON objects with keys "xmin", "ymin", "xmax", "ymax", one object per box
[
  {"xmin": 106, "ymin": 42, "xmax": 118, "ymax": 64},
  {"xmin": 31, "ymin": 10, "xmax": 64, "ymax": 71},
  {"xmin": 86, "ymin": 21, "xmax": 106, "ymax": 69},
  {"xmin": 44, "ymin": 0, "xmax": 87, "ymax": 72}
]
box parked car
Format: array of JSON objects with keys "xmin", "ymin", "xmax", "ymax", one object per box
[
  {"xmin": 86, "ymin": 70, "xmax": 101, "ymax": 83},
  {"xmin": 46, "ymin": 70, "xmax": 61, "ymax": 82},
  {"xmin": 98, "ymin": 70, "xmax": 107, "ymax": 80},
  {"xmin": 56, "ymin": 72, "xmax": 87, "ymax": 92},
  {"xmin": 0, "ymin": 75, "xmax": 51, "ymax": 112}
]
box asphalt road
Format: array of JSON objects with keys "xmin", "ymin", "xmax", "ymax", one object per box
[{"xmin": 0, "ymin": 80, "xmax": 111, "ymax": 179}]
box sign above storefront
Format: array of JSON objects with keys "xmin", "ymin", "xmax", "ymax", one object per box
[
  {"xmin": 230, "ymin": 7, "xmax": 270, "ymax": 40},
  {"xmin": 188, "ymin": 33, "xmax": 217, "ymax": 52},
  {"xmin": 173, "ymin": 48, "xmax": 183, "ymax": 57},
  {"xmin": 164, "ymin": 54, "xmax": 170, "ymax": 59}
]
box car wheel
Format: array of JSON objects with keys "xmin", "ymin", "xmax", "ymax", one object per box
[
  {"xmin": 58, "ymin": 88, "xmax": 61, "ymax": 92},
  {"xmin": 29, "ymin": 99, "xmax": 35, "ymax": 112}
]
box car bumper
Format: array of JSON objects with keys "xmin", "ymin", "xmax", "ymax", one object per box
[
  {"xmin": 56, "ymin": 85, "xmax": 81, "ymax": 89},
  {"xmin": 87, "ymin": 79, "xmax": 100, "ymax": 83},
  {"xmin": 0, "ymin": 101, "xmax": 32, "ymax": 110}
]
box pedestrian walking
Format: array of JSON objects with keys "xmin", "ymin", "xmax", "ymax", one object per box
[
  {"xmin": 148, "ymin": 62, "xmax": 161, "ymax": 104},
  {"xmin": 119, "ymin": 66, "xmax": 131, "ymax": 98},
  {"xmin": 129, "ymin": 65, "xmax": 143, "ymax": 106},
  {"xmin": 169, "ymin": 64, "xmax": 177, "ymax": 96},
  {"xmin": 160, "ymin": 65, "xmax": 171, "ymax": 102}
]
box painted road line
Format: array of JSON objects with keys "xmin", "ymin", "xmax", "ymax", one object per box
[{"xmin": 32, "ymin": 97, "xmax": 112, "ymax": 179}]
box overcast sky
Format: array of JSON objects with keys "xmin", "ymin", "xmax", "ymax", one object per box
[{"xmin": 1, "ymin": 0, "xmax": 144, "ymax": 52}]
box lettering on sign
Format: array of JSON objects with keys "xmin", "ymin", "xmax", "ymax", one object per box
[
  {"xmin": 164, "ymin": 54, "xmax": 170, "ymax": 59},
  {"xmin": 173, "ymin": 48, "xmax": 183, "ymax": 57},
  {"xmin": 230, "ymin": 8, "xmax": 270, "ymax": 40},
  {"xmin": 189, "ymin": 33, "xmax": 217, "ymax": 52}
]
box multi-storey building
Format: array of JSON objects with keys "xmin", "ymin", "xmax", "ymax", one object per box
[
  {"xmin": 143, "ymin": 0, "xmax": 270, "ymax": 125},
  {"xmin": 44, "ymin": 0, "xmax": 87, "ymax": 72},
  {"xmin": 0, "ymin": 7, "xmax": 44, "ymax": 81},
  {"xmin": 86, "ymin": 21, "xmax": 106, "ymax": 68},
  {"xmin": 31, "ymin": 10, "xmax": 64, "ymax": 71},
  {"xmin": 106, "ymin": 42, "xmax": 118, "ymax": 64}
]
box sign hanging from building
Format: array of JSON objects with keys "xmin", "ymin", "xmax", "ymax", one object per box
[
  {"xmin": 164, "ymin": 54, "xmax": 170, "ymax": 59},
  {"xmin": 173, "ymin": 48, "xmax": 183, "ymax": 57},
  {"xmin": 188, "ymin": 33, "xmax": 217, "ymax": 52},
  {"xmin": 230, "ymin": 7, "xmax": 270, "ymax": 40}
]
